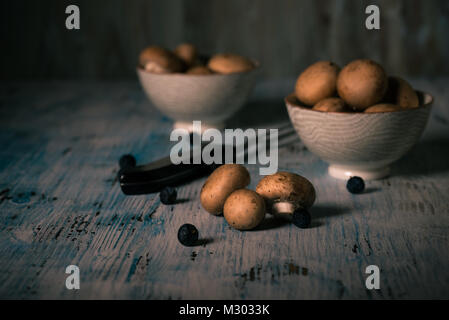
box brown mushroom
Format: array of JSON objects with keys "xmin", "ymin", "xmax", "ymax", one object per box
[
  {"xmin": 255, "ymin": 172, "xmax": 316, "ymax": 219},
  {"xmin": 223, "ymin": 189, "xmax": 266, "ymax": 230},
  {"xmin": 200, "ymin": 164, "xmax": 250, "ymax": 215},
  {"xmin": 139, "ymin": 46, "xmax": 185, "ymax": 73}
]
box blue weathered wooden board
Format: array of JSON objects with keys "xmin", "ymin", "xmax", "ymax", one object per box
[{"xmin": 0, "ymin": 79, "xmax": 448, "ymax": 299}]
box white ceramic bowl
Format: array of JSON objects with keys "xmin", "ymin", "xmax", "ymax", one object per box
[
  {"xmin": 137, "ymin": 64, "xmax": 259, "ymax": 131},
  {"xmin": 285, "ymin": 92, "xmax": 433, "ymax": 180}
]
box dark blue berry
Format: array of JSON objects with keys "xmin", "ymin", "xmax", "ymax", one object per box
[
  {"xmin": 177, "ymin": 224, "xmax": 199, "ymax": 246},
  {"xmin": 346, "ymin": 176, "xmax": 365, "ymax": 194},
  {"xmin": 119, "ymin": 154, "xmax": 136, "ymax": 169},
  {"xmin": 292, "ymin": 208, "xmax": 311, "ymax": 229},
  {"xmin": 160, "ymin": 186, "xmax": 177, "ymax": 205}
]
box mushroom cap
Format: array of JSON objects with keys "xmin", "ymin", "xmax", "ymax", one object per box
[
  {"xmin": 383, "ymin": 76, "xmax": 419, "ymax": 109},
  {"xmin": 223, "ymin": 189, "xmax": 266, "ymax": 230},
  {"xmin": 200, "ymin": 164, "xmax": 250, "ymax": 215},
  {"xmin": 186, "ymin": 65, "xmax": 213, "ymax": 75},
  {"xmin": 208, "ymin": 53, "xmax": 255, "ymax": 74},
  {"xmin": 139, "ymin": 46, "xmax": 185, "ymax": 73},
  {"xmin": 313, "ymin": 97, "xmax": 348, "ymax": 113},
  {"xmin": 364, "ymin": 103, "xmax": 403, "ymax": 113},
  {"xmin": 336, "ymin": 59, "xmax": 387, "ymax": 110},
  {"xmin": 255, "ymin": 172, "xmax": 316, "ymax": 212},
  {"xmin": 295, "ymin": 61, "xmax": 340, "ymax": 106},
  {"xmin": 174, "ymin": 43, "xmax": 198, "ymax": 67}
]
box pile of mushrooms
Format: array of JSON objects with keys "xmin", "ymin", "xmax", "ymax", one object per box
[
  {"xmin": 139, "ymin": 43, "xmax": 256, "ymax": 75},
  {"xmin": 200, "ymin": 164, "xmax": 316, "ymax": 231}
]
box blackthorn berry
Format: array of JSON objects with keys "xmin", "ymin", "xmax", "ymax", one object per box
[
  {"xmin": 177, "ymin": 224, "xmax": 199, "ymax": 246},
  {"xmin": 119, "ymin": 154, "xmax": 136, "ymax": 169},
  {"xmin": 292, "ymin": 208, "xmax": 311, "ymax": 229},
  {"xmin": 160, "ymin": 186, "xmax": 177, "ymax": 205},
  {"xmin": 346, "ymin": 176, "xmax": 365, "ymax": 194}
]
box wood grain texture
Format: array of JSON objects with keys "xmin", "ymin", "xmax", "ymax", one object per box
[
  {"xmin": 0, "ymin": 78, "xmax": 448, "ymax": 299},
  {"xmin": 1, "ymin": 0, "xmax": 449, "ymax": 81}
]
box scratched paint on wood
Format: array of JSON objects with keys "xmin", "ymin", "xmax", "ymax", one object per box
[{"xmin": 0, "ymin": 79, "xmax": 448, "ymax": 299}]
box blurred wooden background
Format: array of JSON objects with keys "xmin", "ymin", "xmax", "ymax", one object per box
[{"xmin": 2, "ymin": 0, "xmax": 449, "ymax": 80}]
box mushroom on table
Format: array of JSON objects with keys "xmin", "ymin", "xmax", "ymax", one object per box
[
  {"xmin": 223, "ymin": 189, "xmax": 266, "ymax": 230},
  {"xmin": 200, "ymin": 164, "xmax": 250, "ymax": 215},
  {"xmin": 256, "ymin": 172, "xmax": 316, "ymax": 220}
]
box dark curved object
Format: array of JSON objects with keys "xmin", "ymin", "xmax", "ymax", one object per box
[{"xmin": 119, "ymin": 155, "xmax": 218, "ymax": 195}]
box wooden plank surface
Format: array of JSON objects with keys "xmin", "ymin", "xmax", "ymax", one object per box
[
  {"xmin": 2, "ymin": 0, "xmax": 449, "ymax": 81},
  {"xmin": 0, "ymin": 78, "xmax": 448, "ymax": 299}
]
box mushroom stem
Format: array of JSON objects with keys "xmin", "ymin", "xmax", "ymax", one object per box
[{"xmin": 271, "ymin": 201, "xmax": 299, "ymax": 219}]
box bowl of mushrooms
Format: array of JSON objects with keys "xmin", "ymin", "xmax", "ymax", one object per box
[
  {"xmin": 285, "ymin": 59, "xmax": 433, "ymax": 180},
  {"xmin": 137, "ymin": 43, "xmax": 259, "ymax": 131}
]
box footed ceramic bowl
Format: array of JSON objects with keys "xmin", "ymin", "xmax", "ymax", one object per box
[
  {"xmin": 137, "ymin": 64, "xmax": 258, "ymax": 131},
  {"xmin": 285, "ymin": 92, "xmax": 433, "ymax": 180}
]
